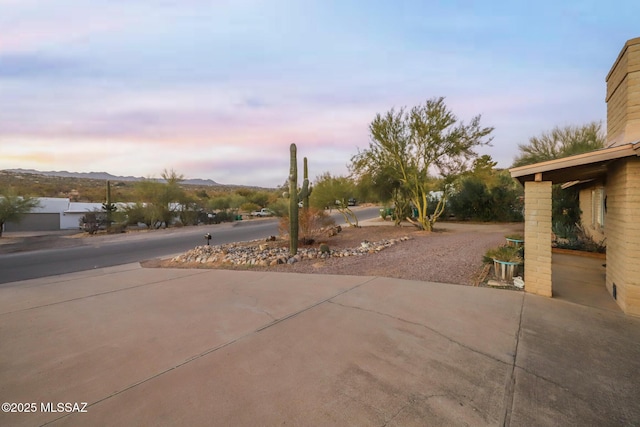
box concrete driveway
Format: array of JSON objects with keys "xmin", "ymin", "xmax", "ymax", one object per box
[{"xmin": 1, "ymin": 264, "xmax": 639, "ymax": 426}]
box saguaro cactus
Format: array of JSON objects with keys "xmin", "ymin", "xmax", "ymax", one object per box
[
  {"xmin": 102, "ymin": 180, "xmax": 117, "ymax": 229},
  {"xmin": 289, "ymin": 144, "xmax": 299, "ymax": 255},
  {"xmin": 106, "ymin": 180, "xmax": 111, "ymax": 207},
  {"xmin": 288, "ymin": 144, "xmax": 310, "ymax": 256},
  {"xmin": 302, "ymin": 157, "xmax": 311, "ymax": 210}
]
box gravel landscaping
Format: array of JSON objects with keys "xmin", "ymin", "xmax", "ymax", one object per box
[{"xmin": 159, "ymin": 220, "xmax": 525, "ymax": 286}]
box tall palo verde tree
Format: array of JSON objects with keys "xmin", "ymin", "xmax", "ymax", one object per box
[
  {"xmin": 512, "ymin": 122, "xmax": 605, "ymax": 228},
  {"xmin": 512, "ymin": 121, "xmax": 605, "ymax": 167},
  {"xmin": 352, "ymin": 97, "xmax": 494, "ymax": 231}
]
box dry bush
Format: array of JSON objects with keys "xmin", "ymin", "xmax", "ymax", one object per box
[
  {"xmin": 278, "ymin": 208, "xmax": 335, "ymax": 245},
  {"xmin": 278, "ymin": 215, "xmax": 289, "ymax": 238}
]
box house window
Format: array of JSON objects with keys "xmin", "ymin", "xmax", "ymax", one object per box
[{"xmin": 592, "ymin": 187, "xmax": 605, "ymax": 228}]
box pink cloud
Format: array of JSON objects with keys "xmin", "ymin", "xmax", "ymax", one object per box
[{"xmin": 0, "ymin": 14, "xmax": 134, "ymax": 54}]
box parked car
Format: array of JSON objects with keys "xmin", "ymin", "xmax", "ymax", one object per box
[
  {"xmin": 251, "ymin": 208, "xmax": 274, "ymax": 217},
  {"xmin": 348, "ymin": 198, "xmax": 357, "ymax": 206}
]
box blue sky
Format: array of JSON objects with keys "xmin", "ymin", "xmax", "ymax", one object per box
[{"xmin": 1, "ymin": 0, "xmax": 638, "ymax": 187}]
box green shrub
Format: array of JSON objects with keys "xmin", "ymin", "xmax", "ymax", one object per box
[
  {"xmin": 484, "ymin": 245, "xmax": 523, "ymax": 263},
  {"xmin": 240, "ymin": 202, "xmax": 260, "ymax": 213},
  {"xmin": 448, "ymin": 177, "xmax": 523, "ymax": 222},
  {"xmin": 214, "ymin": 210, "xmax": 236, "ymax": 223},
  {"xmin": 552, "ymin": 222, "xmax": 606, "ymax": 253},
  {"xmin": 555, "ymin": 238, "xmax": 606, "ymax": 253},
  {"xmin": 553, "ymin": 185, "xmax": 581, "ymax": 228},
  {"xmin": 552, "ymin": 222, "xmax": 577, "ymax": 239},
  {"xmin": 267, "ymin": 198, "xmax": 289, "ymax": 217}
]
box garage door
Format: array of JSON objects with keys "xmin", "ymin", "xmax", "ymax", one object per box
[{"xmin": 4, "ymin": 213, "xmax": 60, "ymax": 232}]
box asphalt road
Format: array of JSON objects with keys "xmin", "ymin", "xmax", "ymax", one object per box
[{"xmin": 0, "ymin": 207, "xmax": 381, "ymax": 285}]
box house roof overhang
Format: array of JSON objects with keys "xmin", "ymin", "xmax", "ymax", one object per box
[{"xmin": 509, "ymin": 142, "xmax": 640, "ymax": 185}]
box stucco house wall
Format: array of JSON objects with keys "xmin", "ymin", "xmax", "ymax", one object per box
[
  {"xmin": 604, "ymin": 157, "xmax": 640, "ymax": 316},
  {"xmin": 61, "ymin": 202, "xmax": 104, "ymax": 230},
  {"xmin": 606, "ymin": 37, "xmax": 640, "ymax": 146},
  {"xmin": 578, "ymin": 184, "xmax": 606, "ymax": 243},
  {"xmin": 572, "ymin": 38, "xmax": 640, "ymax": 315},
  {"xmin": 60, "ymin": 212, "xmax": 82, "ymax": 230}
]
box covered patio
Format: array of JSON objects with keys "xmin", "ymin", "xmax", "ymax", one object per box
[
  {"xmin": 509, "ymin": 37, "xmax": 640, "ymax": 317},
  {"xmin": 510, "ymin": 143, "xmax": 640, "ymax": 315},
  {"xmin": 553, "ymin": 252, "xmax": 619, "ymax": 313}
]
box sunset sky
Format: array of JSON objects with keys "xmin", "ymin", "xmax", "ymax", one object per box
[{"xmin": 1, "ymin": 0, "xmax": 638, "ymax": 187}]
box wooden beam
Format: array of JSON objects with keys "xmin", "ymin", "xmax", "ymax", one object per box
[{"xmin": 534, "ymin": 173, "xmax": 543, "ymax": 182}]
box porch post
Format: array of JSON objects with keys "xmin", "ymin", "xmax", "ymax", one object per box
[{"xmin": 524, "ymin": 181, "xmax": 552, "ymax": 297}]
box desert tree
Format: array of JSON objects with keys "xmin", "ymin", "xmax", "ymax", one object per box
[
  {"xmin": 132, "ymin": 169, "xmax": 187, "ymax": 228},
  {"xmin": 512, "ymin": 121, "xmax": 605, "ymax": 167},
  {"xmin": 352, "ymin": 165, "xmax": 411, "ymax": 226},
  {"xmin": 352, "ymin": 97, "xmax": 493, "ymax": 231},
  {"xmin": 310, "ymin": 172, "xmax": 359, "ymax": 227},
  {"xmin": 512, "ymin": 122, "xmax": 606, "ymax": 229}
]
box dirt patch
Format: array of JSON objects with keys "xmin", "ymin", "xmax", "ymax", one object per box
[{"xmin": 0, "ymin": 233, "xmax": 84, "ymax": 253}]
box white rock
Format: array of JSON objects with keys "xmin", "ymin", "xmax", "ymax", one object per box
[{"xmin": 513, "ymin": 276, "xmax": 525, "ymax": 289}]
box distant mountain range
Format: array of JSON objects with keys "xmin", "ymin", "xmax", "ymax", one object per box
[{"xmin": 4, "ymin": 169, "xmax": 220, "ymax": 186}]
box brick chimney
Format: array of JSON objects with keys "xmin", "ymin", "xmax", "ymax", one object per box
[{"xmin": 606, "ymin": 37, "xmax": 640, "ymax": 147}]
